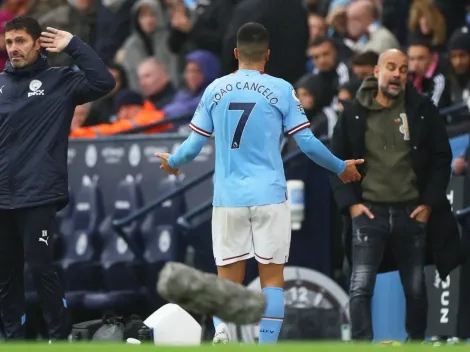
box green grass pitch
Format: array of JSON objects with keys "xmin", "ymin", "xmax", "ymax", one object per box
[{"xmin": 1, "ymin": 342, "xmax": 469, "ymax": 351}]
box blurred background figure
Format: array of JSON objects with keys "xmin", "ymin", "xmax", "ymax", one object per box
[
  {"xmin": 38, "ymin": 0, "xmax": 113, "ymax": 66},
  {"xmin": 308, "ymin": 12, "xmax": 327, "ymax": 45},
  {"xmin": 71, "ymin": 103, "xmax": 92, "ymax": 131},
  {"xmin": 120, "ymin": 0, "xmax": 179, "ymax": 91},
  {"xmin": 137, "ymin": 58, "xmax": 177, "ymax": 110},
  {"xmin": 407, "ymin": 37, "xmax": 450, "ymax": 109},
  {"xmin": 84, "ymin": 63, "xmax": 128, "ymax": 127},
  {"xmin": 408, "ymin": 0, "xmax": 446, "ymax": 52},
  {"xmin": 163, "ymin": 49, "xmax": 220, "ymax": 118},
  {"xmin": 345, "ymin": 0, "xmax": 399, "ymax": 54},
  {"xmin": 351, "ymin": 50, "xmax": 378, "ymax": 81}
]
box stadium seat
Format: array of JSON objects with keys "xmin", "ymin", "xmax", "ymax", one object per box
[
  {"xmin": 57, "ymin": 178, "xmax": 105, "ymax": 308},
  {"xmin": 140, "ymin": 176, "xmax": 186, "ymax": 304},
  {"xmin": 83, "ymin": 175, "xmax": 147, "ymax": 312}
]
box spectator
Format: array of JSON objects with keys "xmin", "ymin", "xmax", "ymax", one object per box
[
  {"xmin": 448, "ymin": 26, "xmax": 470, "ymax": 126},
  {"xmin": 346, "ymin": 0, "xmax": 400, "ymax": 54},
  {"xmin": 0, "ymin": 13, "xmax": 15, "ymax": 71},
  {"xmin": 38, "ymin": 0, "xmax": 113, "ymax": 66},
  {"xmin": 120, "ymin": 0, "xmax": 179, "ymax": 91},
  {"xmin": 338, "ymin": 78, "xmax": 362, "ymax": 102},
  {"xmin": 163, "ymin": 49, "xmax": 220, "ymax": 118},
  {"xmin": 408, "ymin": 0, "xmax": 446, "ymax": 52},
  {"xmin": 295, "ymin": 73, "xmax": 338, "ymax": 138},
  {"xmin": 84, "ymin": 63, "xmax": 128, "ymax": 127},
  {"xmin": 71, "ymin": 103, "xmax": 92, "ymax": 130},
  {"xmin": 351, "ymin": 50, "xmax": 379, "ymax": 81},
  {"xmin": 222, "ymin": 0, "xmax": 309, "ymax": 84},
  {"xmin": 452, "ymin": 151, "xmax": 468, "ymax": 176},
  {"xmin": 0, "ymin": 0, "xmax": 31, "ymax": 18},
  {"xmin": 26, "ymin": 0, "xmax": 64, "ymax": 20},
  {"xmin": 309, "ymin": 37, "xmax": 352, "ymax": 86},
  {"xmin": 138, "ymin": 58, "xmax": 177, "ymax": 110},
  {"xmin": 168, "ymin": 0, "xmax": 238, "ymax": 56},
  {"xmin": 70, "ymin": 89, "xmax": 170, "ymax": 138},
  {"xmin": 308, "ymin": 13, "xmax": 327, "ymax": 45},
  {"xmin": 325, "ymin": 0, "xmax": 350, "ymax": 40},
  {"xmin": 98, "ymin": 0, "xmax": 139, "ymax": 64},
  {"xmin": 407, "ymin": 37, "xmax": 450, "ymax": 109}
]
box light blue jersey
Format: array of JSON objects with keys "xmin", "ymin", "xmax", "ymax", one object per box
[{"xmin": 168, "ymin": 69, "xmax": 346, "ymax": 207}]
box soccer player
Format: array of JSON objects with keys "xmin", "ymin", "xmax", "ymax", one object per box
[{"xmin": 156, "ymin": 22, "xmax": 363, "ymax": 344}]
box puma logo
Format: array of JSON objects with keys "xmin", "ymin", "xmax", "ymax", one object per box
[{"xmin": 39, "ymin": 229, "xmax": 48, "ymax": 246}]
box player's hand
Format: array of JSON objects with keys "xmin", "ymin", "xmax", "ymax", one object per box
[
  {"xmin": 349, "ymin": 203, "xmax": 374, "ymax": 219},
  {"xmin": 40, "ymin": 27, "xmax": 73, "ymax": 53},
  {"xmin": 338, "ymin": 159, "xmax": 364, "ymax": 183},
  {"xmin": 155, "ymin": 152, "xmax": 180, "ymax": 176},
  {"xmin": 410, "ymin": 205, "xmax": 431, "ymax": 224}
]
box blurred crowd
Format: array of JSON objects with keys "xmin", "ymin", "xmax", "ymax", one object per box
[{"xmin": 1, "ymin": 0, "xmax": 470, "ymax": 138}]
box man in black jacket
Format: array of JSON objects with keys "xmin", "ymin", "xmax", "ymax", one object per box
[
  {"xmin": 0, "ymin": 16, "xmax": 114, "ymax": 340},
  {"xmin": 330, "ymin": 49, "xmax": 465, "ymax": 341}
]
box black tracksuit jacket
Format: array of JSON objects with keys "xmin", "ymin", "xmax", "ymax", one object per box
[{"xmin": 0, "ymin": 36, "xmax": 115, "ymax": 210}]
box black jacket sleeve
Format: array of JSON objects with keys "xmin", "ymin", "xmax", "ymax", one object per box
[
  {"xmin": 63, "ymin": 36, "xmax": 115, "ymax": 105},
  {"xmin": 329, "ymin": 108, "xmax": 362, "ymax": 214},
  {"xmin": 420, "ymin": 100, "xmax": 453, "ymax": 208}
]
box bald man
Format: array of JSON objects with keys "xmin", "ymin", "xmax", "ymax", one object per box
[
  {"xmin": 330, "ymin": 49, "xmax": 464, "ymax": 341},
  {"xmin": 346, "ymin": 0, "xmax": 399, "ymax": 54},
  {"xmin": 138, "ymin": 58, "xmax": 176, "ymax": 110}
]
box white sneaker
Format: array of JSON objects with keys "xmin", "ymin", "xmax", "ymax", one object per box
[{"xmin": 213, "ymin": 323, "xmax": 231, "ymax": 345}]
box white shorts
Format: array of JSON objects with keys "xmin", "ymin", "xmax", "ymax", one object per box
[{"xmin": 212, "ymin": 201, "xmax": 291, "ymax": 266}]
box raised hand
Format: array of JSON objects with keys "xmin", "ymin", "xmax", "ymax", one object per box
[
  {"xmin": 338, "ymin": 159, "xmax": 364, "ymax": 183},
  {"xmin": 40, "ymin": 27, "xmax": 73, "ymax": 53},
  {"xmin": 155, "ymin": 152, "xmax": 180, "ymax": 176}
]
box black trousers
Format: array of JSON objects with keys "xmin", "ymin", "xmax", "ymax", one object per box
[
  {"xmin": 349, "ymin": 202, "xmax": 428, "ymax": 341},
  {"xmin": 0, "ymin": 205, "xmax": 68, "ymax": 340}
]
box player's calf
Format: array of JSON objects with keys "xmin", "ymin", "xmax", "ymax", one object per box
[{"xmin": 258, "ymin": 263, "xmax": 285, "ymax": 344}]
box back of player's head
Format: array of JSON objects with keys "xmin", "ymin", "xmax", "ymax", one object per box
[{"xmin": 236, "ymin": 22, "xmax": 269, "ymax": 62}]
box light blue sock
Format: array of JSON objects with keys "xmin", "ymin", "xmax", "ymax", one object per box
[
  {"xmin": 213, "ymin": 316, "xmax": 223, "ymax": 329},
  {"xmin": 259, "ymin": 287, "xmax": 284, "ymax": 344}
]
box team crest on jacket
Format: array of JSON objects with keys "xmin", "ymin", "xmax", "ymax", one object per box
[
  {"xmin": 28, "ymin": 80, "xmax": 44, "ymax": 97},
  {"xmin": 398, "ymin": 113, "xmax": 410, "ymax": 141}
]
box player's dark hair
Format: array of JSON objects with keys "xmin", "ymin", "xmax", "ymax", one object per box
[
  {"xmin": 236, "ymin": 22, "xmax": 269, "ymax": 62},
  {"xmin": 351, "ymin": 51, "xmax": 379, "ymax": 67},
  {"xmin": 5, "ymin": 16, "xmax": 42, "ymax": 41}
]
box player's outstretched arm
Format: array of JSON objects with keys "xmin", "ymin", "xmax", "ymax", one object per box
[
  {"xmin": 293, "ymin": 128, "xmax": 363, "ymax": 183},
  {"xmin": 156, "ymin": 132, "xmax": 208, "ymax": 175}
]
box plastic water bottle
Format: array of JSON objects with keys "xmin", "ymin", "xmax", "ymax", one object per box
[{"xmin": 286, "ymin": 180, "xmax": 305, "ymax": 231}]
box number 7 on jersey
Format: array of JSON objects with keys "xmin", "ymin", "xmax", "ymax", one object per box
[{"xmin": 228, "ymin": 102, "xmax": 256, "ymax": 149}]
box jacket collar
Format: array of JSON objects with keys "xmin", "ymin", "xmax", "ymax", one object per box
[{"xmin": 4, "ymin": 52, "xmax": 49, "ymax": 77}]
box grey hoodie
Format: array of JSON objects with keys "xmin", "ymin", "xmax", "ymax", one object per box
[
  {"xmin": 356, "ymin": 76, "xmax": 419, "ymax": 203},
  {"xmin": 121, "ymin": 0, "xmax": 179, "ymax": 91}
]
